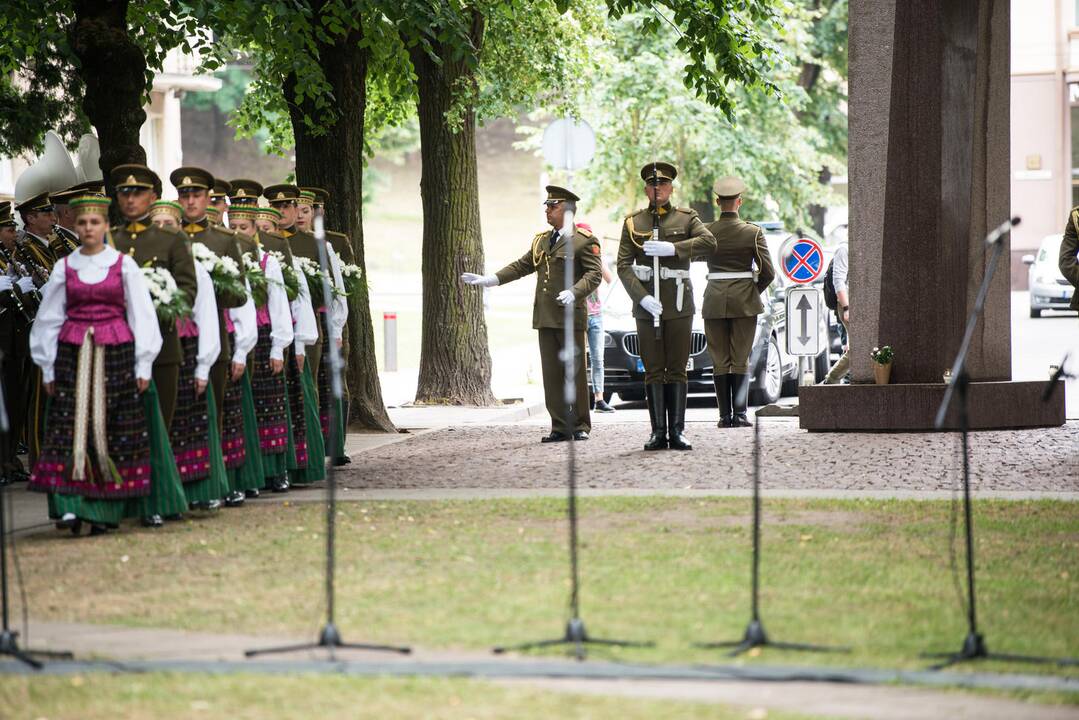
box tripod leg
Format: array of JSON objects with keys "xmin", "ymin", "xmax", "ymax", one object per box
[
  {"xmin": 4, "ymin": 648, "xmax": 43, "ymax": 670},
  {"xmin": 766, "ymin": 641, "xmax": 850, "ymax": 654},
  {"xmin": 492, "ymin": 637, "xmax": 574, "ymax": 654},
  {"xmin": 24, "ymin": 649, "xmax": 74, "ymax": 660},
  {"xmin": 336, "ymin": 641, "xmax": 411, "ymax": 655},
  {"xmin": 582, "ymin": 637, "xmax": 655, "ymax": 649},
  {"xmin": 244, "ymin": 642, "xmax": 323, "ymax": 658}
]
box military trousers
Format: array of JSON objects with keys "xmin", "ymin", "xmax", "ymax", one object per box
[
  {"xmin": 537, "ymin": 328, "xmax": 591, "ymax": 435},
  {"xmin": 704, "ymin": 316, "xmax": 757, "ymax": 375},
  {"xmin": 153, "ymin": 362, "xmax": 180, "ymax": 432},
  {"xmin": 634, "ymin": 316, "xmax": 693, "ymax": 385}
]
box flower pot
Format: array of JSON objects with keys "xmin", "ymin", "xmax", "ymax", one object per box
[{"xmin": 873, "ymin": 361, "xmax": 892, "ymax": 385}]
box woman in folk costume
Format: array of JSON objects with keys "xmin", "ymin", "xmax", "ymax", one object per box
[
  {"xmin": 148, "ymin": 200, "xmax": 229, "ymax": 510},
  {"xmin": 231, "ymin": 204, "xmax": 293, "ymax": 492},
  {"xmin": 28, "ymin": 195, "xmax": 161, "ymax": 536},
  {"xmin": 254, "ymin": 206, "xmax": 324, "ymax": 487},
  {"xmin": 295, "ymin": 189, "xmax": 348, "ymax": 463}
]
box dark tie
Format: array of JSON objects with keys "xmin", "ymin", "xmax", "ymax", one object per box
[{"xmin": 549, "ymin": 230, "xmax": 559, "ymax": 251}]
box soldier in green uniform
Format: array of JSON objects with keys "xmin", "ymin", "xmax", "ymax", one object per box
[
  {"xmin": 1061, "ymin": 205, "xmax": 1079, "ymax": 314},
  {"xmin": 209, "ymin": 179, "xmax": 232, "ymax": 226},
  {"xmin": 172, "ymin": 167, "xmax": 249, "ymax": 424},
  {"xmin": 702, "ymin": 176, "xmax": 775, "ymax": 428},
  {"xmin": 0, "ymin": 203, "xmax": 31, "ymax": 485},
  {"xmin": 265, "ymin": 183, "xmax": 327, "ymax": 377},
  {"xmin": 617, "ymin": 162, "xmax": 716, "ymax": 451},
  {"xmin": 462, "ymin": 186, "xmax": 602, "ymax": 442},
  {"xmin": 109, "ymin": 164, "xmax": 199, "ymax": 431}
]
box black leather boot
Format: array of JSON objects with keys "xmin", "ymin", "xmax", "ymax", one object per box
[
  {"xmin": 731, "ymin": 373, "xmax": 752, "ymax": 427},
  {"xmin": 713, "ymin": 374, "xmax": 732, "ymax": 428},
  {"xmin": 666, "ymin": 383, "xmax": 692, "ymax": 450},
  {"xmin": 644, "ymin": 383, "xmax": 668, "ymax": 451}
]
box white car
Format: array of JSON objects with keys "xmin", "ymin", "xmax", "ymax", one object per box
[{"xmin": 1023, "ymin": 234, "xmax": 1074, "ymax": 318}]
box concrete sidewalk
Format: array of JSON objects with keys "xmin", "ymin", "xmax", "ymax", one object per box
[{"xmin": 7, "ymin": 621, "xmax": 1078, "ymax": 720}]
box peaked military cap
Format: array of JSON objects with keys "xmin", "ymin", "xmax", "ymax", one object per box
[
  {"xmin": 170, "ymin": 166, "xmax": 214, "ymax": 192},
  {"xmin": 49, "ymin": 187, "xmax": 82, "ymax": 205},
  {"xmin": 304, "ymin": 187, "xmax": 330, "ymax": 206},
  {"xmin": 0, "ymin": 201, "xmax": 15, "ymax": 227},
  {"xmin": 15, "ymin": 191, "xmax": 53, "ymax": 214},
  {"xmin": 229, "ymin": 179, "xmax": 263, "ymax": 204},
  {"xmin": 111, "ymin": 164, "xmax": 159, "ymax": 191},
  {"xmin": 263, "ymin": 183, "xmax": 300, "ymax": 203},
  {"xmin": 640, "ymin": 161, "xmax": 677, "ymax": 183},
  {"xmin": 713, "ymin": 175, "xmax": 747, "ymax": 198},
  {"xmin": 211, "ymin": 178, "xmax": 232, "ymax": 200},
  {"xmin": 544, "ymin": 185, "xmax": 580, "ymax": 204}
]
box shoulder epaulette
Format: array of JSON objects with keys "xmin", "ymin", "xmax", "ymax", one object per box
[
  {"xmin": 576, "ymin": 226, "xmax": 594, "ymax": 238},
  {"xmin": 675, "ymin": 207, "xmax": 695, "ymax": 215},
  {"xmin": 216, "ymin": 225, "xmax": 236, "ymax": 236}
]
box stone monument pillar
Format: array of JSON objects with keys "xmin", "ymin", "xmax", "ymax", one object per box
[{"xmin": 799, "ymin": 0, "xmax": 1065, "ymax": 430}]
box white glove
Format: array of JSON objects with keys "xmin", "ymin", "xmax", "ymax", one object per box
[
  {"xmin": 641, "ymin": 295, "xmax": 663, "ymax": 317},
  {"xmin": 556, "ymin": 290, "xmax": 574, "ymax": 306},
  {"xmin": 0, "ymin": 276, "xmax": 12, "ymax": 292},
  {"xmin": 461, "ymin": 273, "xmax": 499, "ymax": 288},
  {"xmin": 643, "ymin": 240, "xmax": 676, "ymax": 257},
  {"xmin": 16, "ymin": 277, "xmax": 36, "ymax": 293}
]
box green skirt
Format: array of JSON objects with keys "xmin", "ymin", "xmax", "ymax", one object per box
[
  {"xmin": 183, "ymin": 387, "xmax": 230, "ymax": 505},
  {"xmin": 288, "ymin": 363, "xmax": 325, "ymax": 486},
  {"xmin": 228, "ymin": 373, "xmax": 266, "ymax": 493},
  {"xmin": 327, "ymin": 395, "xmax": 346, "ymax": 458},
  {"xmin": 124, "ymin": 381, "xmax": 189, "ymax": 519},
  {"xmin": 48, "ymin": 493, "xmax": 125, "ymax": 526}
]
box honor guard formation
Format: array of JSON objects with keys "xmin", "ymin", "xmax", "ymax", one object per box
[
  {"xmin": 0, "ymin": 163, "xmax": 358, "ymax": 536},
  {"xmin": 463, "ymin": 164, "xmax": 774, "ymax": 451}
]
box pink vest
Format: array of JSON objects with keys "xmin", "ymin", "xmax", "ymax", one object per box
[
  {"xmin": 58, "ymin": 254, "xmax": 135, "ymax": 346},
  {"xmin": 255, "ymin": 253, "xmax": 272, "ymax": 327}
]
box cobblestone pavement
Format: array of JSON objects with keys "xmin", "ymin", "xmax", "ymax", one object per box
[{"xmin": 340, "ymin": 420, "xmax": 1079, "ymax": 492}]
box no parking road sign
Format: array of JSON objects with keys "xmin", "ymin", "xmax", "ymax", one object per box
[
  {"xmin": 785, "ymin": 286, "xmax": 826, "ymax": 356},
  {"xmin": 781, "ymin": 237, "xmax": 824, "ymax": 284}
]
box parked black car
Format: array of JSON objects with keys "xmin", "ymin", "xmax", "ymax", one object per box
[{"xmin": 590, "ymin": 223, "xmax": 831, "ymax": 405}]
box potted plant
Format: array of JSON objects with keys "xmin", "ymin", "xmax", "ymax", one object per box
[{"xmin": 870, "ymin": 345, "xmax": 894, "ymax": 385}]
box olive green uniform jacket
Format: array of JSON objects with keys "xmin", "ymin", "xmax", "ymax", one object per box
[
  {"xmin": 1061, "ymin": 208, "xmax": 1079, "ymax": 311},
  {"xmin": 616, "ymin": 205, "xmax": 716, "ymax": 321},
  {"xmin": 701, "ymin": 212, "xmax": 775, "ymax": 318},
  {"xmin": 110, "ymin": 220, "xmax": 198, "ymax": 367},
  {"xmin": 495, "ymin": 226, "xmax": 603, "ymax": 332},
  {"xmin": 184, "ymin": 218, "xmax": 248, "ymax": 362}
]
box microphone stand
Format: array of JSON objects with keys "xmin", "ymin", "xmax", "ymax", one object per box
[
  {"xmin": 696, "ymin": 341, "xmax": 848, "ymax": 657},
  {"xmin": 0, "ymin": 350, "xmax": 72, "ymax": 668},
  {"xmin": 494, "ymin": 186, "xmax": 652, "ymax": 661},
  {"xmin": 246, "ymin": 210, "xmax": 410, "ymax": 660},
  {"xmin": 922, "ymin": 222, "xmax": 1076, "ymax": 670}
]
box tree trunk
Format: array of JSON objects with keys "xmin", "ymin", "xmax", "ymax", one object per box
[
  {"xmin": 409, "ymin": 25, "xmax": 497, "ymax": 406},
  {"xmin": 285, "ymin": 29, "xmax": 394, "ymax": 432},
  {"xmin": 68, "ymin": 0, "xmax": 148, "ymax": 196}
]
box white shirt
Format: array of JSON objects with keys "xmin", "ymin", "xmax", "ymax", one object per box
[
  {"xmin": 30, "ymin": 246, "xmax": 162, "ymax": 384},
  {"xmin": 831, "ymin": 243, "xmax": 849, "ymax": 297},
  {"xmin": 228, "ymin": 284, "xmax": 258, "ymax": 365},
  {"xmin": 327, "ymin": 245, "xmax": 348, "ymax": 341},
  {"xmin": 262, "ymin": 252, "xmax": 294, "ymax": 361},
  {"xmin": 190, "ymin": 262, "xmax": 221, "ymax": 381},
  {"xmin": 291, "ymin": 256, "xmax": 319, "ymax": 355}
]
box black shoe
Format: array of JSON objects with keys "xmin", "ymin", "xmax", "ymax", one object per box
[
  {"xmin": 8, "ymin": 469, "xmax": 29, "ymax": 483},
  {"xmin": 644, "ymin": 383, "xmax": 668, "ymax": 451},
  {"xmin": 595, "ymin": 400, "xmax": 615, "ymax": 413},
  {"xmin": 332, "ymin": 455, "xmax": 351, "ymax": 466},
  {"xmin": 573, "ymin": 430, "xmax": 590, "ymax": 441},
  {"xmin": 269, "ymin": 476, "xmax": 290, "ymax": 493},
  {"xmin": 730, "ymin": 373, "xmax": 751, "ymax": 427},
  {"xmin": 89, "ymin": 524, "xmax": 108, "ymax": 536},
  {"xmin": 732, "ymin": 413, "xmax": 752, "ymax": 427},
  {"xmin": 541, "ymin": 432, "xmax": 569, "ymax": 443},
  {"xmin": 666, "ymin": 383, "xmax": 692, "ymax": 451},
  {"xmin": 224, "ymin": 491, "xmax": 246, "ymax": 507},
  {"xmin": 165, "ymin": 513, "xmax": 184, "ymax": 521},
  {"xmin": 244, "ymin": 488, "xmax": 261, "ymax": 499},
  {"xmin": 142, "ymin": 514, "xmax": 164, "ymax": 528},
  {"xmin": 206, "ymin": 499, "xmax": 223, "ymax": 511}
]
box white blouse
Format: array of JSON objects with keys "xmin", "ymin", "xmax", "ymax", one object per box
[
  {"xmin": 30, "ymin": 246, "xmax": 162, "ymax": 384},
  {"xmin": 327, "ymin": 245, "xmax": 348, "ymax": 341},
  {"xmin": 263, "ymin": 253, "xmax": 294, "ymax": 361},
  {"xmin": 228, "ymin": 283, "xmax": 258, "ymax": 365},
  {"xmin": 191, "ymin": 262, "xmax": 221, "ymax": 381},
  {"xmin": 290, "ymin": 256, "xmax": 319, "ymax": 356}
]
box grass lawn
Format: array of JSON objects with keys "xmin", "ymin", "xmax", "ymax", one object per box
[
  {"xmin": 0, "ymin": 674, "xmax": 823, "ymax": 720},
  {"xmin": 11, "ymin": 497, "xmax": 1078, "ymax": 676}
]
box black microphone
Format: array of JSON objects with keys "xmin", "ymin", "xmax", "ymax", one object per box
[
  {"xmin": 985, "ymin": 216, "xmax": 1021, "ymax": 246},
  {"xmin": 1043, "ymin": 353, "xmax": 1070, "ymax": 402}
]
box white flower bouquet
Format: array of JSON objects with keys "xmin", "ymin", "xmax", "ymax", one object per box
[
  {"xmin": 268, "ymin": 250, "xmax": 301, "ymax": 302},
  {"xmin": 340, "ymin": 263, "xmax": 365, "ymax": 298},
  {"xmin": 293, "ymin": 256, "xmax": 341, "ymax": 306},
  {"xmin": 141, "ymin": 264, "xmax": 191, "ymax": 325},
  {"xmin": 243, "ymin": 253, "xmax": 269, "ymax": 307},
  {"xmin": 193, "ymin": 242, "xmax": 247, "ymax": 300}
]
